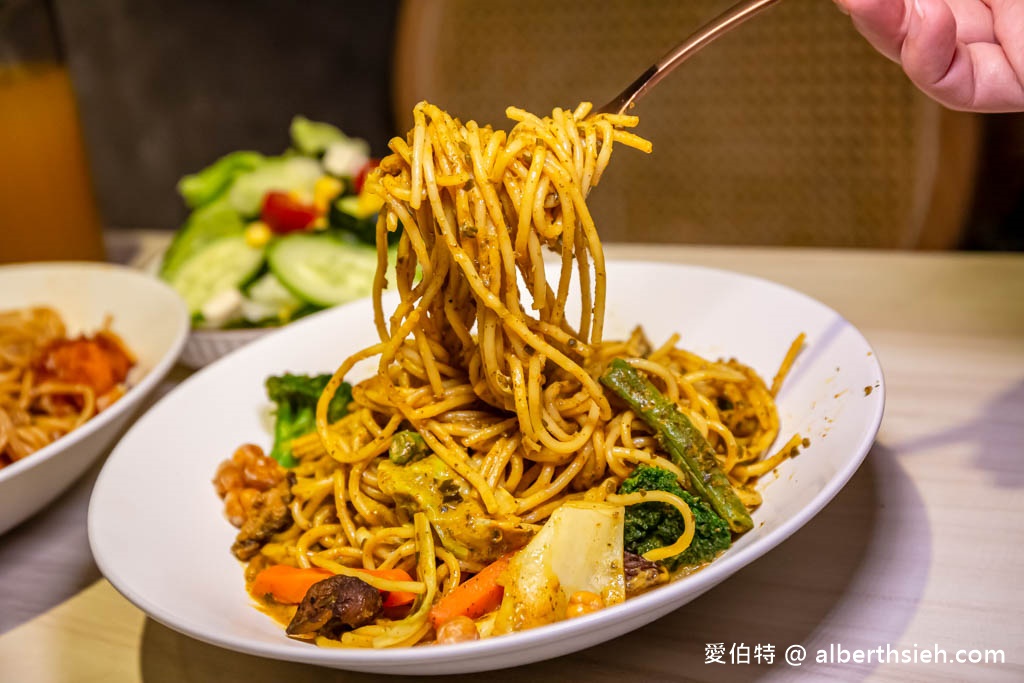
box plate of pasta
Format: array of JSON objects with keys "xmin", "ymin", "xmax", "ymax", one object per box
[
  {"xmin": 89, "ymin": 103, "xmax": 884, "ymax": 674},
  {"xmin": 0, "ymin": 262, "xmax": 189, "ymax": 534}
]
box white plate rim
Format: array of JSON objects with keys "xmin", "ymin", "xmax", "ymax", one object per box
[{"xmin": 88, "ymin": 259, "xmax": 885, "ymax": 670}]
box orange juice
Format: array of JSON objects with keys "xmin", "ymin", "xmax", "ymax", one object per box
[{"xmin": 0, "ymin": 63, "xmax": 105, "ymax": 263}]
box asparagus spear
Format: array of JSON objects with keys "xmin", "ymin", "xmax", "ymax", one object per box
[{"xmin": 600, "ymin": 358, "xmax": 753, "ymax": 533}]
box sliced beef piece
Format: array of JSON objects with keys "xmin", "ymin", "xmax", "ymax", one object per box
[
  {"xmin": 624, "ymin": 550, "xmax": 664, "ymax": 595},
  {"xmin": 286, "ymin": 575, "xmax": 383, "ymax": 638},
  {"xmin": 231, "ymin": 475, "xmax": 294, "ymax": 560}
]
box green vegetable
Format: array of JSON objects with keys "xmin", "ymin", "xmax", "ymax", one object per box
[
  {"xmin": 265, "ymin": 374, "xmax": 352, "ymax": 467},
  {"xmin": 164, "ymin": 235, "xmax": 265, "ymax": 314},
  {"xmin": 327, "ymin": 195, "xmax": 403, "ymax": 247},
  {"xmin": 227, "ymin": 156, "xmax": 323, "ymax": 215},
  {"xmin": 328, "ymin": 195, "xmax": 379, "ymax": 245},
  {"xmin": 267, "ymin": 232, "xmax": 384, "ymax": 307},
  {"xmin": 244, "ymin": 271, "xmax": 303, "ymax": 311},
  {"xmin": 290, "ymin": 116, "xmax": 348, "ymax": 156},
  {"xmin": 619, "ymin": 464, "xmax": 731, "ymax": 570},
  {"xmin": 177, "ymin": 151, "xmax": 265, "ymax": 209},
  {"xmin": 600, "ymin": 358, "xmax": 753, "ymax": 533},
  {"xmin": 388, "ymin": 431, "xmax": 429, "ymax": 465},
  {"xmin": 159, "ymin": 197, "xmax": 247, "ymax": 280},
  {"xmin": 163, "ymin": 119, "xmax": 382, "ymax": 330}
]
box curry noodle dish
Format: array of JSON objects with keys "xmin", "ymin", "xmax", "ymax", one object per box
[{"xmin": 213, "ymin": 101, "xmax": 807, "ymax": 648}]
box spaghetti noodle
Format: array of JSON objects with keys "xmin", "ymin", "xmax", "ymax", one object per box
[
  {"xmin": 217, "ymin": 102, "xmax": 804, "ymax": 647},
  {"xmin": 0, "ymin": 307, "xmax": 135, "ymax": 468}
]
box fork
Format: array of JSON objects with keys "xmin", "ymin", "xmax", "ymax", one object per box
[{"xmin": 596, "ymin": 0, "xmax": 784, "ymax": 116}]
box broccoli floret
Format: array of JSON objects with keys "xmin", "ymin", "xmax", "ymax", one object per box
[
  {"xmin": 265, "ymin": 374, "xmax": 352, "ymax": 467},
  {"xmin": 619, "ymin": 464, "xmax": 732, "ymax": 571}
]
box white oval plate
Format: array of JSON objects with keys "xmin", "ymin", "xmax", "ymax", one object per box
[{"xmin": 88, "ymin": 261, "xmax": 884, "ymax": 675}]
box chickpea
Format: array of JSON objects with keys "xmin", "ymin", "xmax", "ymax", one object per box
[
  {"xmin": 221, "ymin": 443, "xmax": 283, "ymax": 491},
  {"xmin": 213, "ymin": 461, "xmax": 243, "ymax": 497},
  {"xmin": 215, "ymin": 444, "xmax": 282, "ymax": 526},
  {"xmin": 238, "ymin": 487, "xmax": 260, "ymax": 515},
  {"xmin": 565, "ymin": 590, "xmax": 604, "ymax": 619},
  {"xmin": 243, "ymin": 457, "xmax": 283, "ymax": 491},
  {"xmin": 223, "ymin": 489, "xmax": 247, "ymax": 527},
  {"xmin": 232, "ymin": 443, "xmax": 264, "ymax": 467},
  {"xmin": 436, "ymin": 615, "xmax": 479, "ymax": 644}
]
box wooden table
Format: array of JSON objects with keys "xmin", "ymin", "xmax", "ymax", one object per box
[{"xmin": 2, "ymin": 239, "xmax": 1023, "ymax": 682}]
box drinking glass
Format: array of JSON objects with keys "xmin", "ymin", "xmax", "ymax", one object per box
[{"xmin": 0, "ymin": 0, "xmax": 106, "ymax": 263}]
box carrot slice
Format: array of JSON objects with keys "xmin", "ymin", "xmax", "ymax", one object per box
[
  {"xmin": 429, "ymin": 554, "xmax": 512, "ymax": 629},
  {"xmin": 356, "ymin": 568, "xmax": 416, "ymax": 607},
  {"xmin": 250, "ymin": 565, "xmax": 332, "ymax": 604},
  {"xmin": 251, "ymin": 564, "xmax": 419, "ymax": 608}
]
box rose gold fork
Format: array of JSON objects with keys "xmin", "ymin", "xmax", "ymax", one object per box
[{"xmin": 596, "ymin": 0, "xmax": 784, "ymax": 115}]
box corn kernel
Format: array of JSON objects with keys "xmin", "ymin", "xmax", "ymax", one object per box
[
  {"xmin": 313, "ymin": 176, "xmax": 345, "ymax": 213},
  {"xmin": 362, "ymin": 170, "xmax": 381, "ymax": 193},
  {"xmin": 355, "ymin": 191, "xmax": 385, "ymax": 217},
  {"xmin": 244, "ymin": 221, "xmax": 272, "ymax": 247}
]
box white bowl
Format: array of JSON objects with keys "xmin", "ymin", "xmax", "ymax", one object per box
[
  {"xmin": 88, "ymin": 261, "xmax": 884, "ymax": 675},
  {"xmin": 0, "ymin": 262, "xmax": 189, "ymax": 535}
]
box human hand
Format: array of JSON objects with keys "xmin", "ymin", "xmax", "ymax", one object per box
[{"xmin": 836, "ymin": 0, "xmax": 1024, "ymax": 112}]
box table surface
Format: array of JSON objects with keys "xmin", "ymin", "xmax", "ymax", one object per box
[{"xmin": 2, "ymin": 236, "xmax": 1023, "ymax": 682}]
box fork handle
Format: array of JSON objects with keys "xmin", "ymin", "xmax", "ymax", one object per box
[{"xmin": 598, "ymin": 0, "xmax": 784, "ymax": 115}]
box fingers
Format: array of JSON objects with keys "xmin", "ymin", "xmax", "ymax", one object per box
[
  {"xmin": 943, "ymin": 0, "xmax": 995, "ymax": 44},
  {"xmin": 836, "ymin": 0, "xmax": 910, "ymax": 62},
  {"xmin": 837, "ymin": 0, "xmax": 993, "ymax": 54},
  {"xmin": 992, "ymin": 0, "xmax": 1024, "ymax": 86},
  {"xmin": 902, "ymin": 0, "xmax": 1024, "ymax": 112},
  {"xmin": 839, "ymin": 0, "xmax": 1024, "ymax": 112},
  {"xmin": 901, "ymin": 0, "xmax": 959, "ymax": 87}
]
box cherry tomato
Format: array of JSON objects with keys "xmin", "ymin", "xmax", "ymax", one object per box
[{"xmin": 260, "ymin": 191, "xmax": 319, "ymax": 234}]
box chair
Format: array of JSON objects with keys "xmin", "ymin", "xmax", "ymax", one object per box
[{"xmin": 393, "ymin": 0, "xmax": 979, "ymax": 248}]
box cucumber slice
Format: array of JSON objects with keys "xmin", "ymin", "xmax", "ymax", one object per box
[
  {"xmin": 159, "ymin": 197, "xmax": 246, "ymax": 280},
  {"xmin": 267, "ymin": 233, "xmax": 381, "ymax": 307},
  {"xmin": 167, "ymin": 235, "xmax": 266, "ymax": 313},
  {"xmin": 246, "ymin": 272, "xmax": 303, "ymax": 310},
  {"xmin": 227, "ymin": 156, "xmax": 323, "ymax": 215},
  {"xmin": 327, "ymin": 196, "xmax": 378, "ymax": 245}
]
